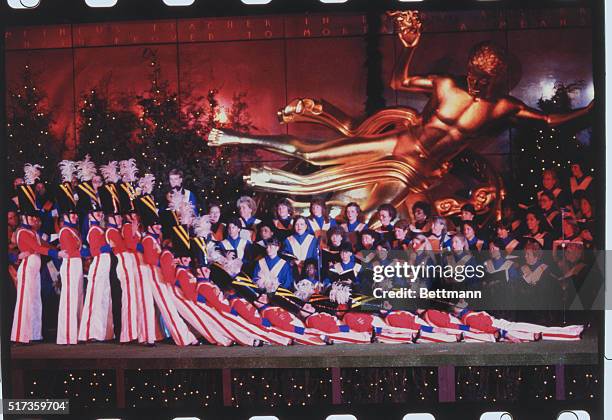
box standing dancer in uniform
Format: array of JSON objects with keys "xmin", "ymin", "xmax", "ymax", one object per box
[
  {"xmin": 77, "ymin": 157, "xmax": 114, "ymax": 342},
  {"xmin": 136, "ymin": 174, "xmax": 198, "ymax": 346},
  {"xmin": 118, "ymin": 159, "xmax": 150, "ymax": 344},
  {"xmin": 12, "ymin": 164, "xmax": 67, "ymax": 344},
  {"xmin": 99, "ymin": 161, "xmax": 138, "ymax": 343},
  {"xmin": 56, "ymin": 160, "xmax": 84, "ymax": 345}
]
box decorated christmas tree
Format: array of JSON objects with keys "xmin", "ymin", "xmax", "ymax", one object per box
[
  {"xmin": 77, "ymin": 87, "xmax": 138, "ymax": 162},
  {"xmin": 512, "ymin": 81, "xmax": 592, "ymax": 205},
  {"xmin": 136, "ymin": 48, "xmax": 255, "ymax": 212},
  {"xmin": 7, "ymin": 65, "xmax": 60, "ymax": 180}
]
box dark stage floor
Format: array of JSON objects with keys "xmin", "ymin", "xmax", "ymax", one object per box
[{"xmin": 11, "ymin": 330, "xmax": 598, "ymax": 370}]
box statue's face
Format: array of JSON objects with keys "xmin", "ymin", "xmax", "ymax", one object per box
[{"xmin": 467, "ymin": 66, "xmax": 496, "ymax": 99}]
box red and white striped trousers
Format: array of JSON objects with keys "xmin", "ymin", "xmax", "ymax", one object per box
[
  {"xmin": 79, "ymin": 254, "xmax": 114, "ymax": 342},
  {"xmin": 57, "ymin": 257, "xmax": 84, "ymax": 345}
]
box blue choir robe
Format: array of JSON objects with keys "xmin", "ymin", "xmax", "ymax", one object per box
[
  {"xmin": 498, "ymin": 235, "xmax": 520, "ymax": 256},
  {"xmin": 219, "ymin": 236, "xmax": 251, "ymax": 263},
  {"xmin": 484, "ymin": 256, "xmax": 520, "ymax": 283},
  {"xmin": 325, "ymin": 256, "xmax": 363, "ymax": 288},
  {"xmin": 466, "ymin": 235, "xmax": 486, "ymax": 252},
  {"xmin": 307, "ymin": 216, "xmax": 336, "ymax": 237},
  {"xmin": 239, "ymin": 216, "xmax": 261, "ymax": 240},
  {"xmin": 253, "ymin": 255, "xmax": 293, "ymax": 291},
  {"xmin": 341, "ymin": 220, "xmax": 366, "ymax": 233},
  {"xmin": 283, "ymin": 232, "xmax": 319, "ymax": 264}
]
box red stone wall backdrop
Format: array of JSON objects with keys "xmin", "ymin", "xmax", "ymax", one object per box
[{"xmin": 4, "ymin": 8, "xmax": 593, "ymax": 170}]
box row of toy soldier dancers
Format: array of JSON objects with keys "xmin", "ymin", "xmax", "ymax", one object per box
[{"xmin": 11, "ymin": 159, "xmax": 585, "ymax": 346}]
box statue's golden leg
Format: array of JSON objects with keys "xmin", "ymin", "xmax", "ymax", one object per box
[
  {"xmin": 354, "ymin": 108, "xmax": 421, "ymax": 136},
  {"xmin": 208, "ymin": 128, "xmax": 399, "ymax": 166},
  {"xmin": 278, "ymin": 98, "xmax": 420, "ymax": 137},
  {"xmin": 244, "ymin": 159, "xmax": 428, "ymax": 195}
]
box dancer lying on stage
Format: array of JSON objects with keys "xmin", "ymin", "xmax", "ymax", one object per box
[{"xmin": 450, "ymin": 300, "xmax": 585, "ymax": 342}]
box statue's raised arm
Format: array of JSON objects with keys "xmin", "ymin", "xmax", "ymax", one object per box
[
  {"xmin": 507, "ymin": 97, "xmax": 594, "ymax": 128},
  {"xmin": 388, "ymin": 11, "xmax": 435, "ymax": 93}
]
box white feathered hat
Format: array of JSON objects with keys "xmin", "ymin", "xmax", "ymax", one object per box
[
  {"xmin": 138, "ymin": 173, "xmax": 156, "ymax": 195},
  {"xmin": 76, "ymin": 154, "xmax": 97, "ymax": 182},
  {"xmin": 99, "ymin": 161, "xmax": 120, "ymax": 183},
  {"xmin": 168, "ymin": 190, "xmax": 195, "ymax": 226},
  {"xmin": 23, "ymin": 163, "xmax": 43, "ymax": 185},
  {"xmin": 119, "ymin": 158, "xmax": 139, "ymax": 183},
  {"xmin": 58, "ymin": 160, "xmax": 78, "ymax": 183}
]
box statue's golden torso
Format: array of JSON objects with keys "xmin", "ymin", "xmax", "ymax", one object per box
[{"xmin": 394, "ymin": 77, "xmax": 513, "ymax": 171}]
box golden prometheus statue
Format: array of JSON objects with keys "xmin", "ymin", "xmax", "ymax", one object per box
[{"xmin": 207, "ymin": 11, "xmax": 592, "ymax": 220}]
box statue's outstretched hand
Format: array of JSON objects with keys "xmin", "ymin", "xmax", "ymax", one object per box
[{"xmin": 387, "ymin": 10, "xmax": 423, "ymax": 48}]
